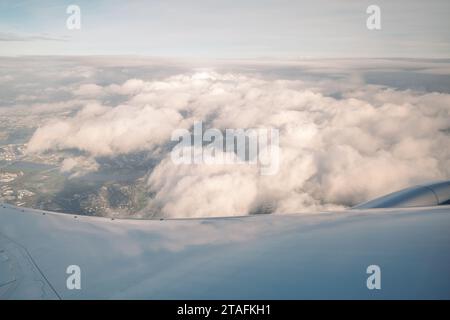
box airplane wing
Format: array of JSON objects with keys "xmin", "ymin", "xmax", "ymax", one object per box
[{"xmin": 1, "ymin": 181, "xmax": 450, "ymax": 299}]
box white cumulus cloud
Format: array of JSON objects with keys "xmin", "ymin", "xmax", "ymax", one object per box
[{"xmin": 26, "ymin": 67, "xmax": 450, "ymax": 218}]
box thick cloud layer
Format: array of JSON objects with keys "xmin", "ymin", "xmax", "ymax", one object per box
[{"xmin": 23, "ymin": 63, "xmax": 450, "ymax": 218}]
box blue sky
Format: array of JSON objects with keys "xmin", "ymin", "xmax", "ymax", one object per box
[{"xmin": 0, "ymin": 0, "xmax": 449, "ymax": 58}]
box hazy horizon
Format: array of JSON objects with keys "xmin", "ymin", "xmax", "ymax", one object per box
[{"xmin": 1, "ymin": 0, "xmax": 449, "ymax": 58}]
